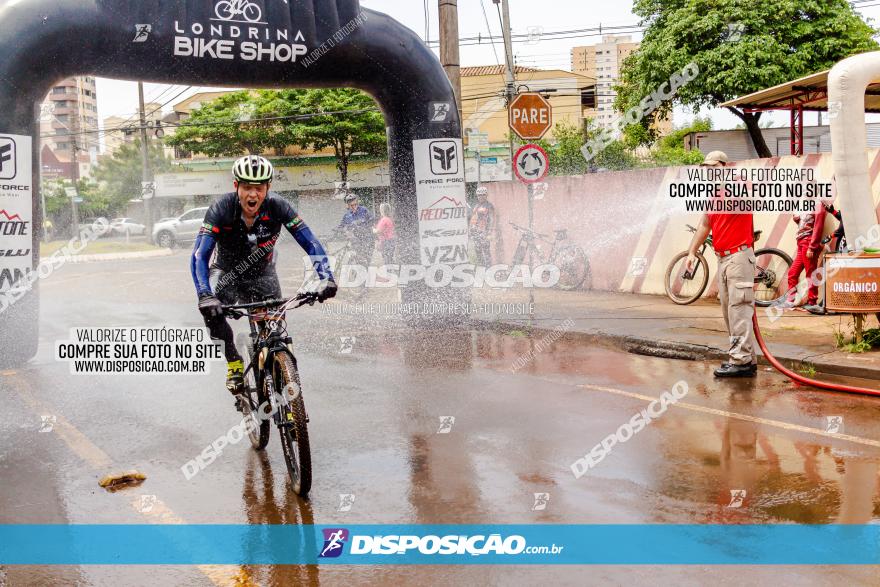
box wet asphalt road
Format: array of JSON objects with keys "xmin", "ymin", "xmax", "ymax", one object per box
[{"xmin": 2, "ymin": 247, "xmax": 880, "ymax": 586}]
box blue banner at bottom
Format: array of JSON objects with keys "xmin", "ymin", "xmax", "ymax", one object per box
[{"xmin": 2, "ymin": 525, "xmax": 880, "ymax": 565}]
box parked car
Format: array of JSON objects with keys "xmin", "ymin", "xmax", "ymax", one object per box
[
  {"xmin": 77, "ymin": 217, "xmax": 112, "ymax": 238},
  {"xmin": 151, "ymin": 207, "xmax": 210, "ymax": 248},
  {"xmin": 109, "ymin": 217, "xmax": 146, "ymax": 237}
]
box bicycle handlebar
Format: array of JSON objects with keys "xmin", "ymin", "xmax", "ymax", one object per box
[
  {"xmin": 508, "ymin": 221, "xmax": 549, "ymax": 240},
  {"xmin": 222, "ymin": 293, "xmax": 318, "ymax": 318}
]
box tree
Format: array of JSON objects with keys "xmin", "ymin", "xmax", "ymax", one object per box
[
  {"xmin": 649, "ymin": 118, "xmax": 711, "ymax": 166},
  {"xmin": 93, "ymin": 140, "xmax": 172, "ymax": 213},
  {"xmin": 616, "ymin": 0, "xmax": 877, "ymax": 158},
  {"xmin": 166, "ymin": 88, "xmax": 387, "ymax": 183},
  {"xmin": 165, "ymin": 90, "xmax": 288, "ymax": 157},
  {"xmin": 272, "ymin": 88, "xmax": 387, "ymax": 182}
]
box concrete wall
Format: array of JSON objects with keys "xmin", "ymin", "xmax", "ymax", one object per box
[{"xmin": 487, "ymin": 150, "xmax": 880, "ymax": 296}]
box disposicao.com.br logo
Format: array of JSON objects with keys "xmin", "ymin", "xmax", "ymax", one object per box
[{"xmin": 319, "ymin": 528, "xmax": 563, "ymax": 559}]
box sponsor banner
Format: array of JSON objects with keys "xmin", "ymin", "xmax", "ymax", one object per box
[
  {"xmin": 0, "ymin": 134, "xmax": 33, "ymax": 293},
  {"xmin": 171, "ymin": 1, "xmax": 308, "ymax": 64},
  {"xmin": 413, "ymin": 138, "xmax": 469, "ymax": 265},
  {"xmin": 2, "ymin": 525, "xmax": 880, "ymax": 564},
  {"xmin": 156, "ymin": 162, "xmax": 391, "ymax": 197}
]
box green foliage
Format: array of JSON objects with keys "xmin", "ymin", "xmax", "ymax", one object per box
[
  {"xmin": 272, "ymin": 88, "xmax": 387, "ymax": 181},
  {"xmin": 533, "ymin": 121, "xmax": 591, "ymax": 175},
  {"xmin": 166, "ymin": 88, "xmax": 387, "ymax": 181},
  {"xmin": 92, "ymin": 140, "xmax": 171, "ymax": 214},
  {"xmin": 616, "ymin": 0, "xmax": 877, "ymax": 155},
  {"xmin": 648, "ymin": 117, "xmax": 712, "ymax": 166},
  {"xmin": 835, "ymin": 323, "xmax": 880, "ymax": 353},
  {"xmin": 582, "ymin": 117, "xmax": 641, "ymax": 171},
  {"xmin": 45, "ymin": 139, "xmax": 171, "ymax": 223},
  {"xmin": 796, "ymin": 362, "xmax": 816, "ymax": 377},
  {"xmin": 165, "ymin": 90, "xmax": 287, "ymax": 157},
  {"xmin": 620, "ymin": 0, "xmax": 877, "ymax": 112}
]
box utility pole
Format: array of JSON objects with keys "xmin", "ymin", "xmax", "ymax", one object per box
[
  {"xmin": 70, "ymin": 126, "xmax": 81, "ymax": 237},
  {"xmin": 438, "ymin": 0, "xmax": 462, "ymax": 114},
  {"xmin": 138, "ymin": 82, "xmax": 154, "ymax": 234},
  {"xmin": 494, "ymin": 0, "xmax": 517, "ymax": 169}
]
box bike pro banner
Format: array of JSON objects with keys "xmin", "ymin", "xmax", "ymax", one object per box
[{"xmin": 413, "ymin": 138, "xmax": 469, "ymax": 266}]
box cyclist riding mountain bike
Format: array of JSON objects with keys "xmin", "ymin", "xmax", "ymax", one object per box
[
  {"xmin": 336, "ymin": 191, "xmax": 375, "ymax": 266},
  {"xmin": 470, "ymin": 186, "xmax": 495, "ymax": 266},
  {"xmin": 191, "ymin": 155, "xmax": 337, "ymax": 395}
]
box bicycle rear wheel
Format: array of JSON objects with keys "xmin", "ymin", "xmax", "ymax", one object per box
[
  {"xmin": 665, "ymin": 251, "xmax": 709, "ymax": 305},
  {"xmin": 754, "ymin": 248, "xmax": 792, "ymax": 307},
  {"xmin": 235, "ymin": 334, "xmax": 269, "ymax": 450},
  {"xmin": 272, "ymin": 352, "xmax": 312, "ymax": 496},
  {"xmin": 555, "ymin": 245, "xmax": 591, "ymax": 291}
]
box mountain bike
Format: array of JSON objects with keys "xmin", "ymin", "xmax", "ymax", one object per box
[
  {"xmin": 215, "ymin": 0, "xmax": 262, "ymax": 23},
  {"xmin": 664, "ymin": 225, "xmax": 792, "ymax": 306},
  {"xmin": 224, "ymin": 294, "xmax": 319, "ymax": 496},
  {"xmin": 508, "ymin": 222, "xmax": 591, "ymax": 290}
]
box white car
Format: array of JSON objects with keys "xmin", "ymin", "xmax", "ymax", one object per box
[
  {"xmin": 151, "ymin": 207, "xmax": 210, "ymax": 248},
  {"xmin": 110, "ymin": 218, "xmax": 146, "ymax": 237}
]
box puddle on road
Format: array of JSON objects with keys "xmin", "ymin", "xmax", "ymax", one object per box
[{"xmin": 309, "ymin": 326, "xmax": 880, "ymax": 525}]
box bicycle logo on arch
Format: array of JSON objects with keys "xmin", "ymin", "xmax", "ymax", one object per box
[{"xmin": 213, "ymin": 0, "xmax": 264, "ymax": 24}]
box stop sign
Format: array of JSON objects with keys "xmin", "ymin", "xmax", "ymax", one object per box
[{"xmin": 509, "ymin": 93, "xmax": 553, "ymax": 140}]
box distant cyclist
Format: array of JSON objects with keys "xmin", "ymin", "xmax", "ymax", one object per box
[
  {"xmin": 470, "ymin": 186, "xmax": 495, "ymax": 266},
  {"xmin": 191, "ymin": 155, "xmax": 337, "ymax": 395},
  {"xmin": 336, "ymin": 191, "xmax": 375, "ymax": 267}
]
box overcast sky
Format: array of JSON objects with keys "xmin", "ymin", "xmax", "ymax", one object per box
[{"xmin": 95, "ymin": 0, "xmax": 880, "ymax": 135}]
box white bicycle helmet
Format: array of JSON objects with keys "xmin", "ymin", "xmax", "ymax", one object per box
[{"xmin": 233, "ymin": 155, "xmax": 274, "ymax": 184}]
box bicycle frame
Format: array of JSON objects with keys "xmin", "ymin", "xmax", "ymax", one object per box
[
  {"xmin": 227, "ymin": 297, "xmax": 313, "ymax": 426},
  {"xmin": 244, "ymin": 320, "xmax": 296, "ymax": 427},
  {"xmin": 509, "ymin": 225, "xmax": 560, "ymax": 266}
]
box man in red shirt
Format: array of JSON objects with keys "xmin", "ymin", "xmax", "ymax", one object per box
[{"xmin": 685, "ymin": 151, "xmax": 757, "ymax": 378}]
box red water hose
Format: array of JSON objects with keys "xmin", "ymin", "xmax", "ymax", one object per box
[{"xmin": 752, "ymin": 312, "xmax": 880, "ymax": 396}]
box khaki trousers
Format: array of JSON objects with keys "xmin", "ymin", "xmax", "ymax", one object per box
[{"xmin": 717, "ymin": 249, "xmax": 757, "ymax": 366}]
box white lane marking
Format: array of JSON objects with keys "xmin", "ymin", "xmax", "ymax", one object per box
[
  {"xmin": 579, "ymin": 383, "xmax": 880, "ymax": 449},
  {"xmin": 11, "ymin": 375, "xmax": 256, "ymax": 586}
]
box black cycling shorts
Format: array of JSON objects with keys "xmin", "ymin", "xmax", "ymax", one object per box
[{"xmin": 209, "ymin": 264, "xmax": 282, "ymax": 306}]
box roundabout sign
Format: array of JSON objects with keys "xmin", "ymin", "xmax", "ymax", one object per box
[{"xmin": 513, "ymin": 144, "xmax": 550, "ymax": 184}]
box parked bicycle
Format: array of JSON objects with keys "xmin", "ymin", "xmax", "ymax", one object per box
[
  {"xmin": 224, "ymin": 293, "xmax": 318, "ymax": 496},
  {"xmin": 507, "ymin": 222, "xmax": 591, "ymax": 290},
  {"xmin": 664, "ymin": 224, "xmax": 792, "ymax": 306}
]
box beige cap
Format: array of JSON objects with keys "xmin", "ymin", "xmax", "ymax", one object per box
[{"xmin": 700, "ymin": 150, "xmax": 729, "ymax": 166}]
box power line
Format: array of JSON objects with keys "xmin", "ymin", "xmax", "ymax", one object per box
[
  {"xmin": 43, "ymin": 107, "xmax": 383, "ymax": 139},
  {"xmin": 480, "ymin": 0, "xmax": 502, "ymax": 67}
]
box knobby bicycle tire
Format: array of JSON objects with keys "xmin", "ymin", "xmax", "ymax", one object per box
[{"xmin": 273, "ymin": 352, "xmax": 312, "ymax": 497}]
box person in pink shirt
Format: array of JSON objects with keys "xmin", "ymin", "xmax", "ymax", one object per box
[
  {"xmin": 786, "ymin": 200, "xmax": 827, "ymax": 313},
  {"xmin": 373, "ymin": 202, "xmax": 395, "ymax": 265}
]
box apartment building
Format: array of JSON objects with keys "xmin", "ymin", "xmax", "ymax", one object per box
[
  {"xmin": 39, "ymin": 76, "xmax": 100, "ymax": 181},
  {"xmin": 572, "ymin": 35, "xmax": 670, "ymax": 134}
]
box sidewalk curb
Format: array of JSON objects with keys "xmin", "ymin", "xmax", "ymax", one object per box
[
  {"xmin": 66, "ymin": 249, "xmax": 174, "ymax": 264},
  {"xmin": 476, "ymin": 317, "xmax": 880, "ymax": 382}
]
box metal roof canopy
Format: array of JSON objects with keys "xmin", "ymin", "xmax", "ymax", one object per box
[{"xmin": 720, "ymin": 69, "xmax": 880, "ymax": 156}]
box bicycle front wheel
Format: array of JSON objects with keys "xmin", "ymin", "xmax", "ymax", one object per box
[
  {"xmin": 754, "ymin": 248, "xmax": 792, "ymax": 307},
  {"xmin": 272, "ymin": 352, "xmax": 312, "ymax": 496},
  {"xmin": 236, "ymin": 333, "xmax": 269, "ymax": 450},
  {"xmin": 665, "ymin": 251, "xmax": 709, "ymax": 305}
]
